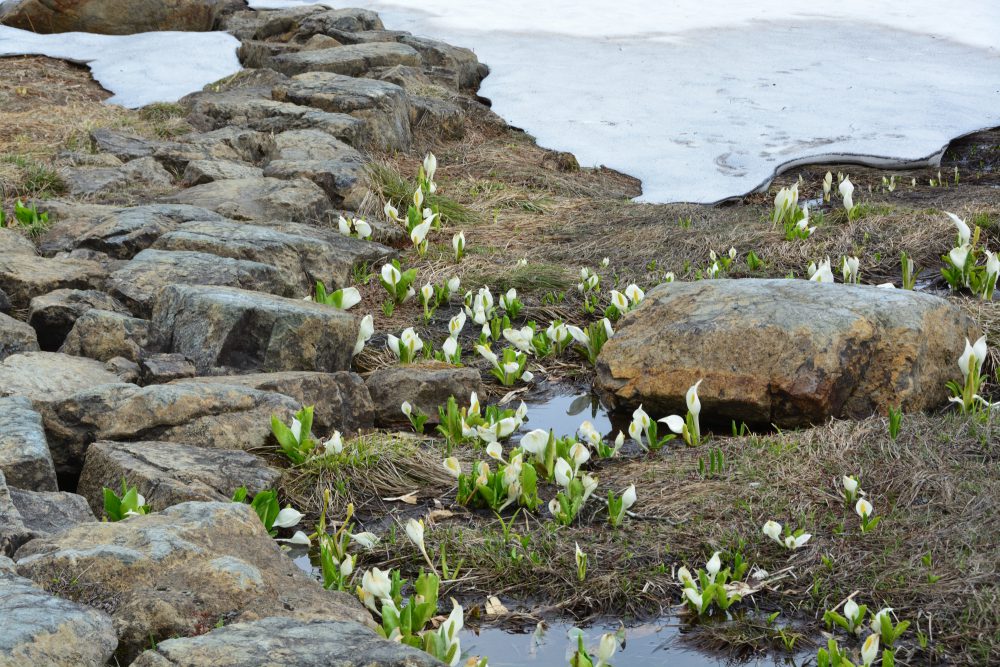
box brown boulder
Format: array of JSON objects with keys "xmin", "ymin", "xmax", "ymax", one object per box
[{"xmin": 0, "ymin": 0, "xmax": 240, "ymax": 35}]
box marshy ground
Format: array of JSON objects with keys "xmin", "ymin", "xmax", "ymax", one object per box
[{"xmin": 3, "ymin": 53, "xmax": 999, "ymax": 665}]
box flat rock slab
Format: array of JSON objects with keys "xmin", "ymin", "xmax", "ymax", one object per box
[
  {"xmin": 59, "ymin": 309, "xmax": 151, "ymax": 362},
  {"xmin": 107, "ymin": 248, "xmax": 297, "ymax": 317},
  {"xmin": 595, "ymin": 279, "xmax": 980, "ymax": 427},
  {"xmin": 13, "ymin": 501, "xmax": 371, "ymax": 663},
  {"xmin": 8, "ymin": 488, "xmax": 95, "ymax": 539},
  {"xmin": 183, "ymin": 158, "xmax": 264, "ymax": 185},
  {"xmin": 0, "ymin": 228, "xmax": 37, "ymax": 256},
  {"xmin": 185, "ymin": 88, "xmax": 365, "ymax": 146},
  {"xmin": 36, "ymin": 381, "xmax": 298, "ymax": 481},
  {"xmin": 153, "ymin": 218, "xmax": 394, "ymax": 294},
  {"xmin": 130, "ymin": 616, "xmax": 439, "ymax": 667},
  {"xmin": 152, "ymin": 284, "xmax": 360, "ymax": 374},
  {"xmin": 77, "ymin": 440, "xmax": 281, "ymax": 516},
  {"xmin": 366, "ymin": 364, "xmax": 484, "ymax": 427},
  {"xmin": 0, "ymin": 352, "xmax": 121, "ymax": 401},
  {"xmin": 0, "ymin": 396, "xmax": 56, "ymax": 492},
  {"xmin": 0, "ymin": 568, "xmax": 117, "ymax": 666},
  {"xmin": 273, "ymin": 72, "xmax": 412, "ymax": 150},
  {"xmin": 162, "ymin": 176, "xmax": 333, "ymax": 223},
  {"xmin": 27, "ymin": 288, "xmax": 129, "ymax": 352},
  {"xmin": 185, "ymin": 371, "xmax": 374, "ymax": 433},
  {"xmin": 74, "ymin": 203, "xmax": 228, "ymax": 259},
  {"xmin": 139, "ymin": 353, "xmax": 197, "ymax": 384},
  {"xmin": 0, "ymin": 312, "xmax": 39, "ymax": 361},
  {"xmin": 0, "ymin": 254, "xmax": 106, "ymax": 310},
  {"xmin": 263, "ymin": 128, "xmax": 368, "ymax": 207},
  {"xmin": 270, "ymin": 42, "xmax": 420, "ymax": 78},
  {"xmin": 59, "ymin": 157, "xmax": 173, "ymax": 198}
]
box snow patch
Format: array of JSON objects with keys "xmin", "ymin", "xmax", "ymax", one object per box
[{"xmin": 0, "ymin": 26, "xmax": 241, "ymax": 108}]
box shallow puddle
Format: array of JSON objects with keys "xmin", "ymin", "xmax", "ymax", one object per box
[
  {"xmin": 461, "ymin": 621, "xmax": 803, "ymax": 667},
  {"xmin": 518, "ymin": 391, "xmax": 615, "ymax": 439}
]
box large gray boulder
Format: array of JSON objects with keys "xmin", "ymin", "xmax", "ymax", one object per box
[
  {"xmin": 0, "ymin": 0, "xmax": 238, "ymax": 34},
  {"xmin": 273, "ymin": 72, "xmax": 412, "ymax": 150},
  {"xmin": 107, "ymin": 248, "xmax": 297, "ymax": 317},
  {"xmin": 8, "ymin": 488, "xmax": 96, "ymax": 539},
  {"xmin": 185, "ymin": 371, "xmax": 374, "ymax": 434},
  {"xmin": 184, "ymin": 87, "xmax": 365, "ymax": 145},
  {"xmin": 152, "ymin": 285, "xmax": 360, "ymax": 374},
  {"xmin": 595, "ymin": 279, "xmax": 981, "ymax": 427},
  {"xmin": 59, "ymin": 309, "xmax": 151, "ymax": 362},
  {"xmin": 35, "ymin": 381, "xmax": 298, "ymax": 480},
  {"xmin": 182, "ymin": 158, "xmax": 264, "ymax": 185},
  {"xmin": 153, "ymin": 219, "xmax": 394, "ymax": 295},
  {"xmin": 0, "ymin": 567, "xmax": 117, "ymax": 666},
  {"xmin": 76, "ymin": 440, "xmax": 281, "ymax": 516},
  {"xmin": 0, "ymin": 228, "xmax": 36, "ymax": 256},
  {"xmin": 0, "ymin": 255, "xmax": 105, "ymax": 310},
  {"xmin": 296, "ymin": 7, "xmax": 385, "ymax": 36},
  {"xmin": 27, "ymin": 288, "xmax": 130, "ymax": 351},
  {"xmin": 263, "ymin": 128, "xmax": 368, "ymax": 208},
  {"xmin": 13, "ymin": 501, "xmax": 371, "ymax": 663},
  {"xmin": 398, "ymin": 35, "xmax": 489, "ymax": 92},
  {"xmin": 0, "ymin": 312, "xmax": 39, "ymax": 362},
  {"xmin": 162, "ymin": 176, "xmax": 333, "ymax": 222},
  {"xmin": 130, "ymin": 617, "xmax": 440, "ymax": 667},
  {"xmin": 58, "ymin": 157, "xmax": 173, "ymax": 198},
  {"xmin": 0, "ymin": 352, "xmax": 121, "ymax": 401},
  {"xmin": 270, "ymin": 42, "xmax": 421, "ymax": 79},
  {"xmin": 0, "ymin": 396, "xmax": 56, "ymax": 492},
  {"xmin": 366, "ymin": 364, "xmax": 484, "ymax": 427},
  {"xmin": 73, "ymin": 204, "xmax": 227, "ymax": 259}
]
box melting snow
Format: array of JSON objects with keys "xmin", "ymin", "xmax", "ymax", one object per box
[{"xmin": 0, "ymin": 26, "xmax": 241, "ymax": 108}]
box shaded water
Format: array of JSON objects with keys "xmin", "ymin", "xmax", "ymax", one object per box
[{"xmin": 463, "ymin": 621, "xmax": 803, "ymax": 667}]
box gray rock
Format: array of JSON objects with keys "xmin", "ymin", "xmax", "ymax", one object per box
[
  {"xmin": 184, "ymin": 86, "xmax": 365, "ymax": 145},
  {"xmin": 410, "ymin": 95, "xmax": 466, "ymax": 140},
  {"xmin": 89, "ymin": 128, "xmax": 160, "ymax": 160},
  {"xmin": 0, "ymin": 228, "xmax": 37, "ymax": 256},
  {"xmin": 0, "ymin": 289, "xmax": 9, "ymax": 314},
  {"xmin": 595, "ymin": 279, "xmax": 982, "ymax": 427},
  {"xmin": 104, "ymin": 356, "xmax": 141, "ymax": 384},
  {"xmin": 0, "ymin": 312, "xmax": 39, "ymax": 361},
  {"xmin": 0, "ymin": 568, "xmax": 117, "ymax": 666},
  {"xmin": 178, "ymin": 126, "xmax": 277, "ymax": 165},
  {"xmin": 270, "ymin": 42, "xmax": 421, "ymax": 79},
  {"xmin": 13, "ymin": 501, "xmax": 371, "ymax": 664},
  {"xmin": 35, "ymin": 381, "xmax": 298, "ymax": 480},
  {"xmin": 8, "ymin": 488, "xmax": 96, "ymax": 538},
  {"xmin": 263, "ymin": 128, "xmax": 368, "ymax": 207},
  {"xmin": 77, "ymin": 440, "xmax": 280, "ymax": 515},
  {"xmin": 162, "ymin": 176, "xmax": 333, "ymax": 222},
  {"xmin": 27, "ymin": 288, "xmax": 129, "ymax": 351},
  {"xmin": 139, "ymin": 353, "xmax": 197, "ymax": 385},
  {"xmin": 182, "ymin": 158, "xmax": 264, "ymax": 185},
  {"xmin": 57, "ymin": 150, "xmax": 124, "ymax": 167},
  {"xmin": 0, "ymin": 254, "xmax": 106, "ymax": 310},
  {"xmin": 107, "ymin": 248, "xmax": 297, "ymax": 317},
  {"xmin": 0, "ymin": 555, "xmax": 13, "ymax": 575},
  {"xmin": 272, "ymin": 72, "xmax": 412, "ymax": 150},
  {"xmin": 59, "ymin": 309, "xmax": 151, "ymax": 362},
  {"xmin": 185, "ymin": 371, "xmax": 374, "ymax": 433},
  {"xmin": 236, "ymin": 39, "xmax": 302, "ymax": 69},
  {"xmin": 153, "ymin": 218, "xmax": 394, "ymax": 295},
  {"xmin": 296, "ymin": 7, "xmax": 385, "ymax": 35},
  {"xmin": 151, "ymin": 285, "xmax": 360, "ymax": 374},
  {"xmin": 0, "ymin": 471, "xmax": 32, "ymax": 556},
  {"xmin": 366, "ymin": 364, "xmax": 485, "ymax": 427},
  {"xmin": 130, "ymin": 616, "xmax": 439, "ymax": 667},
  {"xmin": 74, "ymin": 203, "xmax": 227, "ymax": 259},
  {"xmin": 59, "ymin": 157, "xmax": 174, "ymax": 198},
  {"xmin": 0, "ymin": 396, "xmax": 56, "ymax": 492},
  {"xmin": 32, "ymin": 200, "xmax": 121, "ymax": 256},
  {"xmin": 221, "ymin": 5, "xmax": 327, "ymax": 41},
  {"xmin": 0, "ymin": 352, "xmax": 122, "ymax": 401},
  {"xmin": 398, "ymin": 34, "xmax": 489, "ymax": 92}
]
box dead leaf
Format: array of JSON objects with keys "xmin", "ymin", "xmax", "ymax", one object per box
[
  {"xmin": 382, "ymin": 491, "xmax": 418, "ymax": 504},
  {"xmin": 428, "ymin": 509, "xmax": 455, "ymax": 522},
  {"xmin": 485, "ymin": 596, "xmax": 509, "ymax": 616}
]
